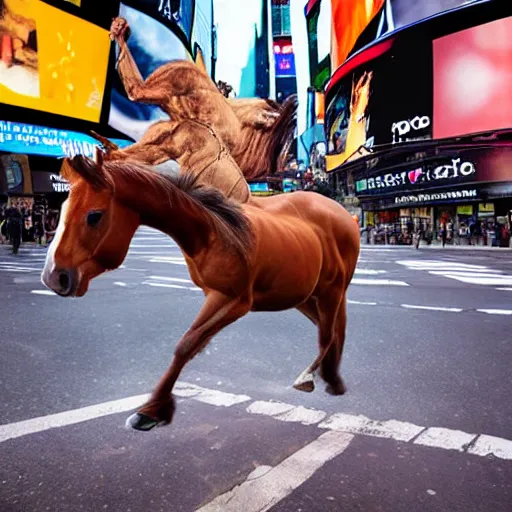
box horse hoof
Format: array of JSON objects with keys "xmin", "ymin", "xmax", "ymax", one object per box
[
  {"xmin": 125, "ymin": 413, "xmax": 162, "ymax": 431},
  {"xmin": 325, "ymin": 381, "xmax": 346, "ymax": 396},
  {"xmin": 293, "ymin": 380, "xmax": 315, "ymax": 393}
]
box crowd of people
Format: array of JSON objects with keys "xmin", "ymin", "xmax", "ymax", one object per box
[{"xmin": 0, "ymin": 203, "xmax": 58, "ymax": 254}]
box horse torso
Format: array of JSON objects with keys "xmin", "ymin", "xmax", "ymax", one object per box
[{"xmin": 183, "ymin": 192, "xmax": 360, "ymax": 312}]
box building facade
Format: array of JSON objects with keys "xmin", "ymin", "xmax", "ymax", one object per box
[
  {"xmin": 322, "ymin": 0, "xmax": 512, "ymax": 246},
  {"xmin": 0, "ymin": 0, "xmax": 213, "ymax": 239}
]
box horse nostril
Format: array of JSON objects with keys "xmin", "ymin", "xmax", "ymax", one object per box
[{"xmin": 58, "ymin": 270, "xmax": 71, "ymax": 292}]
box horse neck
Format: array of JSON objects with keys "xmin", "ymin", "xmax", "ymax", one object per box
[{"xmin": 115, "ymin": 172, "xmax": 212, "ymax": 257}]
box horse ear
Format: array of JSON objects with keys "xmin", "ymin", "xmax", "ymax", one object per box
[
  {"xmin": 65, "ymin": 155, "xmax": 110, "ymax": 190},
  {"xmin": 95, "ymin": 146, "xmax": 105, "ymax": 167}
]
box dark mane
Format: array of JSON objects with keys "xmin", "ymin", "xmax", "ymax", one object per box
[{"xmin": 67, "ymin": 155, "xmax": 252, "ymax": 259}]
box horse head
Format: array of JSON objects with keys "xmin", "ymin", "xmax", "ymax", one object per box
[{"xmin": 41, "ymin": 150, "xmax": 140, "ymax": 297}]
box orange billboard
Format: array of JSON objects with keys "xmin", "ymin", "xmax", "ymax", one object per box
[
  {"xmin": 0, "ymin": 0, "xmax": 110, "ymax": 122},
  {"xmin": 331, "ymin": 0, "xmax": 385, "ymax": 71}
]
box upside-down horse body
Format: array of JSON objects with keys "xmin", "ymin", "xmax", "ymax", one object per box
[{"xmin": 104, "ymin": 16, "xmax": 298, "ymax": 193}]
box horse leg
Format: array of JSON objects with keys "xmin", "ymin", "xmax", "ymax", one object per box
[
  {"xmin": 110, "ymin": 18, "xmax": 165, "ymax": 104},
  {"xmin": 293, "ymin": 289, "xmax": 344, "ymax": 394},
  {"xmin": 321, "ymin": 295, "xmax": 347, "ymax": 396},
  {"xmin": 127, "ymin": 292, "xmax": 251, "ymax": 431},
  {"xmin": 293, "ymin": 298, "xmax": 319, "ymax": 392}
]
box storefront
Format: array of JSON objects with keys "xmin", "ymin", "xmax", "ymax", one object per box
[{"xmin": 351, "ymin": 143, "xmax": 512, "ymax": 247}]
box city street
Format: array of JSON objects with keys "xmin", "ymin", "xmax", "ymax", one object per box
[{"xmin": 1, "ymin": 229, "xmax": 511, "ymax": 511}]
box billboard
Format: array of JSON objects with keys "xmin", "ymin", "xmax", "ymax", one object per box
[
  {"xmin": 330, "ymin": 0, "xmax": 384, "ymax": 72},
  {"xmin": 108, "ymin": 1, "xmax": 213, "ymax": 141},
  {"xmin": 0, "ymin": 120, "xmax": 131, "ymax": 158},
  {"xmin": 433, "ymin": 16, "xmax": 512, "ymax": 139},
  {"xmin": 125, "ymin": 0, "xmax": 195, "ymax": 41},
  {"xmin": 0, "ymin": 0, "xmax": 110, "ymax": 122},
  {"xmin": 325, "ymin": 35, "xmax": 433, "ymax": 171},
  {"xmin": 331, "ymin": 0, "xmax": 482, "ymax": 74}
]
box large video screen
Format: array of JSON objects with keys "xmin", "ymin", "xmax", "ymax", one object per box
[
  {"xmin": 331, "ymin": 0, "xmax": 384, "ymax": 72},
  {"xmin": 433, "ymin": 15, "xmax": 512, "ymax": 139},
  {"xmin": 0, "ymin": 0, "xmax": 110, "ymax": 122},
  {"xmin": 334, "ymin": 0, "xmax": 482, "ymax": 72},
  {"xmin": 125, "ymin": 0, "xmax": 194, "ymax": 41},
  {"xmin": 325, "ymin": 35, "xmax": 433, "ymax": 170}
]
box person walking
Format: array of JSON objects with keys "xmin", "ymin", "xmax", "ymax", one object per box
[{"xmin": 7, "ymin": 207, "xmax": 22, "ymax": 254}]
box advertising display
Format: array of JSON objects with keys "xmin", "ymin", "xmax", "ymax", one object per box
[
  {"xmin": 0, "ymin": 120, "xmax": 131, "ymax": 158},
  {"xmin": 305, "ymin": 0, "xmax": 331, "ymax": 89},
  {"xmin": 274, "ymin": 40, "xmax": 296, "ymax": 77},
  {"xmin": 433, "ymin": 15, "xmax": 512, "ymax": 139},
  {"xmin": 330, "ymin": 0, "xmax": 482, "ymax": 73},
  {"xmin": 126, "ymin": 0, "xmax": 194, "ymax": 41},
  {"xmin": 325, "ymin": 35, "xmax": 432, "ymax": 170},
  {"xmin": 0, "ymin": 0, "xmax": 111, "ymax": 122},
  {"xmin": 330, "ymin": 0, "xmax": 384, "ymax": 72}
]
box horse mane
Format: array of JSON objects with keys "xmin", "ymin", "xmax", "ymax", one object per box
[
  {"xmin": 66, "ymin": 155, "xmax": 253, "ymax": 259},
  {"xmin": 229, "ymin": 94, "xmax": 298, "ymax": 180}
]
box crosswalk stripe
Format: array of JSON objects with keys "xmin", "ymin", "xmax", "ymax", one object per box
[{"xmin": 352, "ymin": 278, "xmax": 409, "ymax": 286}]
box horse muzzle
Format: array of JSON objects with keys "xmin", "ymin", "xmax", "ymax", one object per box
[{"xmin": 41, "ymin": 267, "xmax": 79, "ymax": 297}]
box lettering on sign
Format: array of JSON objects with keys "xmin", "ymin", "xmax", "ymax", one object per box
[
  {"xmin": 391, "ymin": 116, "xmax": 431, "ymax": 143},
  {"xmin": 394, "ymin": 189, "xmax": 478, "ymax": 204},
  {"xmin": 356, "ymin": 158, "xmax": 476, "ymax": 193},
  {"xmin": 158, "ymin": 0, "xmax": 180, "ymax": 21},
  {"xmin": 50, "ymin": 174, "xmax": 70, "ymax": 193}
]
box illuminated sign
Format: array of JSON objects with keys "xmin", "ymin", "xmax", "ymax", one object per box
[
  {"xmin": 395, "ymin": 189, "xmax": 478, "ymax": 205},
  {"xmin": 0, "ymin": 121, "xmax": 131, "ymax": 158},
  {"xmin": 50, "ymin": 174, "xmax": 70, "ymax": 192},
  {"xmin": 356, "ymin": 158, "xmax": 476, "ymax": 193},
  {"xmin": 0, "ymin": 0, "xmax": 110, "ymax": 122}
]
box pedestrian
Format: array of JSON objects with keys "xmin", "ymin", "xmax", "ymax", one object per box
[
  {"xmin": 7, "ymin": 207, "xmax": 22, "ymax": 254},
  {"xmin": 34, "ymin": 219, "xmax": 44, "ymax": 245},
  {"xmin": 440, "ymin": 222, "xmax": 447, "ymax": 248}
]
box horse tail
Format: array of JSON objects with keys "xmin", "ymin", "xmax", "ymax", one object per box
[{"xmin": 267, "ymin": 94, "xmax": 298, "ymax": 174}]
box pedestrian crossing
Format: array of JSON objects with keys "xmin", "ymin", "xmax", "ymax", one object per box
[
  {"xmin": 3, "ymin": 230, "xmax": 510, "ymax": 292},
  {"xmin": 396, "ymin": 259, "xmax": 512, "ymax": 289}
]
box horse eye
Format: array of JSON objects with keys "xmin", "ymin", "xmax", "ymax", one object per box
[{"xmin": 87, "ymin": 211, "xmax": 103, "ymax": 227}]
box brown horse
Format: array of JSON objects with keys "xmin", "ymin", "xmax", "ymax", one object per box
[
  {"xmin": 109, "ymin": 17, "xmax": 297, "ymax": 180},
  {"xmin": 41, "ymin": 154, "xmax": 360, "ymax": 431}
]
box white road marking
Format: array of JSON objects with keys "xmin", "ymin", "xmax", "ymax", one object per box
[
  {"xmin": 30, "ymin": 290, "xmax": 57, "ymax": 296},
  {"xmin": 143, "ymin": 282, "xmax": 192, "ymax": 290},
  {"xmin": 436, "ymin": 275, "xmax": 512, "ymax": 286},
  {"xmin": 149, "ymin": 276, "xmax": 193, "ymax": 283},
  {"xmin": 477, "ymin": 309, "xmax": 512, "ymax": 316},
  {"xmin": 401, "ymin": 304, "xmax": 463, "ymax": 313},
  {"xmin": 149, "ymin": 259, "xmax": 187, "ymax": 265},
  {"xmin": 129, "ymin": 244, "xmax": 178, "ymax": 248},
  {"xmin": 247, "ymin": 401, "xmax": 326, "ymax": 425},
  {"xmin": 360, "ymin": 248, "xmax": 396, "ymax": 252},
  {"xmin": 354, "ymin": 269, "xmax": 387, "ymax": 275},
  {"xmin": 114, "ymin": 282, "xmax": 127, "ymax": 287},
  {"xmin": 414, "ymin": 427, "xmax": 477, "ymax": 452},
  {"xmin": 319, "ymin": 413, "xmax": 424, "ymax": 442},
  {"xmin": 131, "ymin": 237, "xmax": 169, "ymax": 241},
  {"xmin": 468, "ymin": 435, "xmax": 512, "ymax": 460},
  {"xmin": 1, "ymin": 383, "xmax": 511, "ymax": 463},
  {"xmin": 496, "ymin": 288, "xmax": 512, "ymax": 291},
  {"xmin": 351, "ymin": 278, "xmax": 409, "ymax": 286},
  {"xmin": 0, "ymin": 393, "xmax": 150, "ymax": 443},
  {"xmin": 196, "ymin": 431, "xmax": 354, "ymax": 512},
  {"xmin": 347, "ymin": 300, "xmax": 378, "ymax": 306}
]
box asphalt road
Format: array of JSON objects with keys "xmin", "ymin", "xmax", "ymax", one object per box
[{"xmin": 0, "ymin": 228, "xmax": 511, "ymax": 512}]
